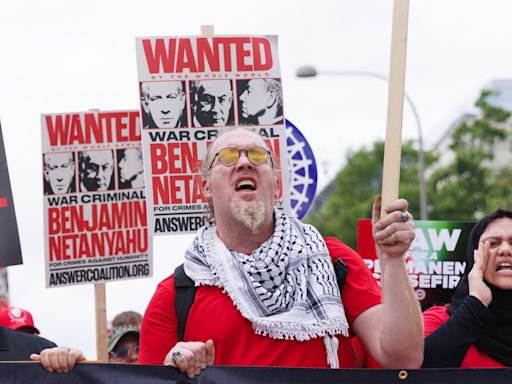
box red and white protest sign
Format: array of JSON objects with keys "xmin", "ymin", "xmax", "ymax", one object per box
[
  {"xmin": 135, "ymin": 35, "xmax": 290, "ymax": 235},
  {"xmin": 41, "ymin": 110, "xmax": 152, "ymax": 288}
]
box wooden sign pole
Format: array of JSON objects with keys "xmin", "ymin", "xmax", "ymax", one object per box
[
  {"xmin": 201, "ymin": 24, "xmax": 215, "ymax": 36},
  {"xmin": 95, "ymin": 282, "xmax": 108, "ymax": 362},
  {"xmin": 381, "ymin": 0, "xmax": 410, "ymax": 216},
  {"xmin": 87, "ymin": 108, "xmax": 108, "ymax": 363}
]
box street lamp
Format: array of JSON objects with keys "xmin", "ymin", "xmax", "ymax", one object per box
[{"xmin": 296, "ymin": 65, "xmax": 428, "ymax": 220}]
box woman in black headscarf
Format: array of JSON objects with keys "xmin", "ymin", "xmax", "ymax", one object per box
[{"xmin": 422, "ymin": 209, "xmax": 512, "ymax": 367}]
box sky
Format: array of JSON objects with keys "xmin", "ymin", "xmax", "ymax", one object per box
[{"xmin": 0, "ymin": 0, "xmax": 511, "ymax": 358}]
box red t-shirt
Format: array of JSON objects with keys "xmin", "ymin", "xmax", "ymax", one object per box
[
  {"xmin": 423, "ymin": 305, "xmax": 506, "ymax": 368},
  {"xmin": 139, "ymin": 237, "xmax": 382, "ymax": 367},
  {"xmin": 351, "ymin": 335, "xmax": 382, "ymax": 368}
]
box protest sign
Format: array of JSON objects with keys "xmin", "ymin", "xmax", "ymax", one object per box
[
  {"xmin": 41, "ymin": 110, "xmax": 152, "ymax": 288},
  {"xmin": 135, "ymin": 35, "xmax": 290, "ymax": 235},
  {"xmin": 358, "ymin": 219, "xmax": 475, "ymax": 304},
  {"xmin": 0, "ymin": 122, "xmax": 23, "ymax": 267}
]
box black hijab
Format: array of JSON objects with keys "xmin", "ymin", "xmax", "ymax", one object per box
[{"xmin": 448, "ymin": 209, "xmax": 512, "ymax": 366}]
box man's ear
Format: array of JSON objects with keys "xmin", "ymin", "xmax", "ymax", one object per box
[
  {"xmin": 202, "ymin": 179, "xmax": 212, "ymax": 199},
  {"xmin": 265, "ymin": 90, "xmax": 277, "ymax": 108}
]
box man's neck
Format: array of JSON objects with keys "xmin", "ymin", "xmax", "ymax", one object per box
[{"xmin": 215, "ymin": 216, "xmax": 274, "ymax": 255}]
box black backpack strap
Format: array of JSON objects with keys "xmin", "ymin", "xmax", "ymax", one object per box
[
  {"xmin": 332, "ymin": 258, "xmax": 348, "ymax": 294},
  {"xmin": 174, "ymin": 264, "xmax": 197, "ymax": 341},
  {"xmin": 173, "ymin": 259, "xmax": 348, "ymax": 341}
]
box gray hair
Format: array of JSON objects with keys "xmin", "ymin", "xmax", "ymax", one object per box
[{"xmin": 262, "ymin": 79, "xmax": 282, "ymax": 111}]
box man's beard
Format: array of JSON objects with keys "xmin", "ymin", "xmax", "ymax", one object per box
[{"xmin": 229, "ymin": 200, "xmax": 265, "ymax": 234}]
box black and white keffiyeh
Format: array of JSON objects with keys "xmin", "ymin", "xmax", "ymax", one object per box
[{"xmin": 184, "ymin": 210, "xmax": 349, "ymax": 350}]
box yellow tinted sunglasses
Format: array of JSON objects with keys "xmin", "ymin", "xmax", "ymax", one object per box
[{"xmin": 208, "ymin": 146, "xmax": 274, "ymax": 170}]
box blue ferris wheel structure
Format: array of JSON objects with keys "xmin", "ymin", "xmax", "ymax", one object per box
[{"xmin": 285, "ymin": 119, "xmax": 318, "ymax": 220}]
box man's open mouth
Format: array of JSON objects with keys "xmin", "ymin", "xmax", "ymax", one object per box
[{"xmin": 236, "ymin": 179, "xmax": 256, "ymax": 191}]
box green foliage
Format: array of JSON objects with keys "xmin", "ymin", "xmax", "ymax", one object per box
[
  {"xmin": 486, "ymin": 166, "xmax": 512, "ymax": 210},
  {"xmin": 306, "ymin": 141, "xmax": 433, "ymax": 248},
  {"xmin": 428, "ymin": 89, "xmax": 511, "ymax": 220},
  {"xmin": 306, "ymin": 88, "xmax": 512, "ymax": 246}
]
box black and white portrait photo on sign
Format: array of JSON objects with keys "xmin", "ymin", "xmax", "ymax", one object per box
[
  {"xmin": 43, "ymin": 152, "xmax": 76, "ymax": 195},
  {"xmin": 191, "ymin": 79, "xmax": 234, "ymax": 127},
  {"xmin": 141, "ymin": 81, "xmax": 187, "ymax": 129},
  {"xmin": 117, "ymin": 147, "xmax": 145, "ymax": 189},
  {"xmin": 79, "ymin": 150, "xmax": 115, "ymax": 192},
  {"xmin": 237, "ymin": 78, "xmax": 283, "ymax": 125}
]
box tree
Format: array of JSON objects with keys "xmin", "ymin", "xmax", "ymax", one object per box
[
  {"xmin": 306, "ymin": 89, "xmax": 512, "ymax": 247},
  {"xmin": 306, "ymin": 141, "xmax": 432, "ymax": 249},
  {"xmin": 486, "ymin": 166, "xmax": 512, "ymax": 210},
  {"xmin": 428, "ymin": 90, "xmax": 511, "ymax": 220}
]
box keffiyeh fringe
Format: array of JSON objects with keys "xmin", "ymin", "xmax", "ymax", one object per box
[{"xmin": 184, "ymin": 210, "xmax": 349, "ymax": 366}]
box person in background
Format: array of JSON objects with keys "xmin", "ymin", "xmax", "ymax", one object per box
[
  {"xmin": 423, "ymin": 209, "xmax": 512, "ymax": 368},
  {"xmin": 0, "ymin": 306, "xmax": 40, "ymax": 335},
  {"xmin": 139, "ymin": 127, "xmax": 423, "ymax": 379},
  {"xmin": 112, "ymin": 310, "xmax": 142, "ymax": 329},
  {"xmin": 0, "ymin": 324, "xmax": 85, "ymax": 372},
  {"xmin": 108, "ymin": 326, "xmax": 140, "ymax": 364}
]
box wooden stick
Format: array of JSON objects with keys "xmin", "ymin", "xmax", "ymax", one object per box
[
  {"xmin": 95, "ymin": 283, "xmax": 108, "ymax": 362},
  {"xmin": 200, "ymin": 25, "xmax": 215, "ymax": 36},
  {"xmin": 381, "ymin": 0, "xmax": 409, "ymax": 216},
  {"xmin": 86, "ymin": 108, "xmax": 109, "ymax": 363}
]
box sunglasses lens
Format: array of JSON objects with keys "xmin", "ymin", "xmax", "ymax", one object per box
[
  {"xmin": 113, "ymin": 348, "xmax": 129, "ymax": 359},
  {"xmin": 112, "ymin": 345, "xmax": 139, "ymax": 360},
  {"xmin": 218, "ymin": 147, "xmax": 240, "ymax": 166},
  {"xmin": 213, "ymin": 147, "xmax": 270, "ymax": 168},
  {"xmin": 248, "ymin": 147, "xmax": 268, "ymax": 165}
]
